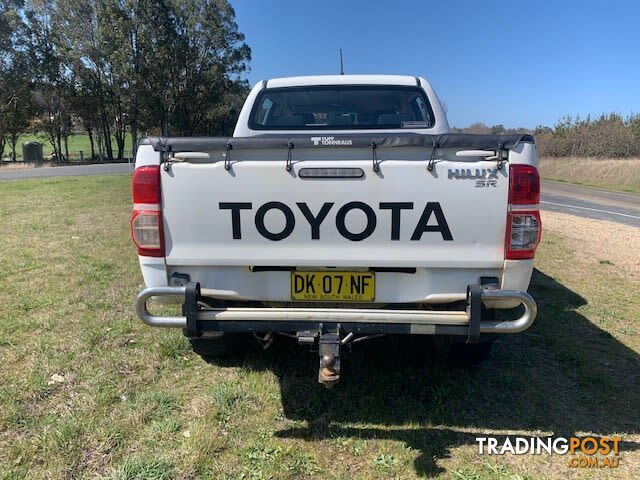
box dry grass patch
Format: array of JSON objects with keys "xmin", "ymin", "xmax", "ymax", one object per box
[
  {"xmin": 539, "ymin": 157, "xmax": 640, "ymax": 194},
  {"xmin": 541, "ymin": 211, "xmax": 640, "ymax": 281},
  {"xmin": 0, "ymin": 161, "xmax": 57, "ymax": 170}
]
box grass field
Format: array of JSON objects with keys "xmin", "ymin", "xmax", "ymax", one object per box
[
  {"xmin": 0, "ymin": 175, "xmax": 638, "ymax": 479},
  {"xmin": 2, "ymin": 133, "xmax": 134, "ymax": 161},
  {"xmin": 539, "ymin": 157, "xmax": 640, "ymax": 194}
]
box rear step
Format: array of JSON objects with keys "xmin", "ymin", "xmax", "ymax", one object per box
[
  {"xmin": 136, "ymin": 283, "xmax": 536, "ymax": 336},
  {"xmin": 136, "ymin": 283, "xmax": 536, "ymax": 386}
]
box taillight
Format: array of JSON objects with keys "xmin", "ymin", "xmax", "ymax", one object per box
[
  {"xmin": 506, "ymin": 164, "xmax": 541, "ymax": 260},
  {"xmin": 131, "ymin": 166, "xmax": 164, "ymax": 257},
  {"xmin": 133, "ymin": 166, "xmax": 161, "ymax": 204},
  {"xmin": 509, "ymin": 164, "xmax": 540, "ymax": 205},
  {"xmin": 506, "ymin": 211, "xmax": 541, "ymax": 259}
]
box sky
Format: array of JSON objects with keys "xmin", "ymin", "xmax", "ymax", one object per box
[{"xmin": 231, "ymin": 0, "xmax": 640, "ymax": 129}]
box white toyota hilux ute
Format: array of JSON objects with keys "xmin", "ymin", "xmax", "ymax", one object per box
[{"xmin": 133, "ymin": 75, "xmax": 541, "ymax": 386}]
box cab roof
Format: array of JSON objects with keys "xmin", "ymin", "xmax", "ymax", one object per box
[{"xmin": 263, "ymin": 75, "xmax": 422, "ymax": 89}]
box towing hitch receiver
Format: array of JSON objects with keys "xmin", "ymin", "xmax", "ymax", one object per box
[{"xmin": 317, "ymin": 324, "xmax": 343, "ymax": 387}]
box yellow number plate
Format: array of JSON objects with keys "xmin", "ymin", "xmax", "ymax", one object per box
[{"xmin": 291, "ymin": 271, "xmax": 375, "ymax": 301}]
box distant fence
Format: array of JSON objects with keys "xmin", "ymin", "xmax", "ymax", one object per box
[{"xmin": 1, "ymin": 151, "xmax": 133, "ymax": 164}]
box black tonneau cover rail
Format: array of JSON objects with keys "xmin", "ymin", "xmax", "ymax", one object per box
[{"xmin": 140, "ymin": 133, "xmax": 534, "ymax": 153}]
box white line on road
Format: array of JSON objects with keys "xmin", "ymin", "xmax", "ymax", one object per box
[{"xmin": 540, "ymin": 200, "xmax": 640, "ymax": 220}]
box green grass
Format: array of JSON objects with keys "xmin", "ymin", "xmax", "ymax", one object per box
[
  {"xmin": 542, "ymin": 176, "xmax": 640, "ymax": 195},
  {"xmin": 4, "ymin": 132, "xmax": 134, "ymax": 160},
  {"xmin": 0, "ymin": 175, "xmax": 638, "ymax": 478}
]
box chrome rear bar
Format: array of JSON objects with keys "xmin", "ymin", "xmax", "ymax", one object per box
[{"xmin": 135, "ymin": 285, "xmax": 536, "ymax": 334}]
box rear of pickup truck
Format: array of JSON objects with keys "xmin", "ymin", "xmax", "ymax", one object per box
[{"xmin": 132, "ymin": 76, "xmax": 541, "ymax": 385}]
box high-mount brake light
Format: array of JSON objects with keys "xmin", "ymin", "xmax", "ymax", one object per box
[
  {"xmin": 506, "ymin": 164, "xmax": 541, "ymax": 259},
  {"xmin": 131, "ymin": 166, "xmax": 164, "ymax": 257}
]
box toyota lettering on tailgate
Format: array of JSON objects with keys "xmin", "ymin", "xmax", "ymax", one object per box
[{"xmin": 218, "ymin": 202, "xmax": 453, "ymax": 241}]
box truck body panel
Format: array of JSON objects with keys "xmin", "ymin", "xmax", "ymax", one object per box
[
  {"xmin": 161, "ymin": 155, "xmax": 509, "ymax": 269},
  {"xmin": 132, "ymin": 75, "xmax": 541, "ymax": 384}
]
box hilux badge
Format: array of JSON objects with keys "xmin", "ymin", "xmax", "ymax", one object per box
[
  {"xmin": 448, "ymin": 168, "xmax": 499, "ymax": 188},
  {"xmin": 447, "ymin": 168, "xmax": 498, "ymax": 180}
]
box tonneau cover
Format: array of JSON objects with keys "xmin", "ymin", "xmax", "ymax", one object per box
[{"xmin": 140, "ymin": 133, "xmax": 534, "ymax": 153}]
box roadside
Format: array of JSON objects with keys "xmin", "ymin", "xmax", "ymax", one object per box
[
  {"xmin": 0, "ymin": 161, "xmax": 57, "ymax": 170},
  {"xmin": 539, "ymin": 157, "xmax": 640, "ymax": 195},
  {"xmin": 541, "ymin": 210, "xmax": 640, "ymax": 280}
]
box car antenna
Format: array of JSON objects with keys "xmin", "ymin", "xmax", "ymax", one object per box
[{"xmin": 339, "ymin": 48, "xmax": 344, "ymax": 75}]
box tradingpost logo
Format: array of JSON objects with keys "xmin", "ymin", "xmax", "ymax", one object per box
[{"xmin": 476, "ymin": 436, "xmax": 622, "ymax": 469}]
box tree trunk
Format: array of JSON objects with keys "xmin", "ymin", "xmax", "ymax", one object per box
[
  {"xmin": 87, "ymin": 128, "xmax": 95, "ymax": 160},
  {"xmin": 10, "ymin": 133, "xmax": 17, "ymax": 162},
  {"xmin": 49, "ymin": 134, "xmax": 60, "ymax": 164},
  {"xmin": 131, "ymin": 120, "xmax": 137, "ymax": 161},
  {"xmin": 56, "ymin": 131, "xmax": 63, "ymax": 164},
  {"xmin": 114, "ymin": 104, "xmax": 125, "ymax": 161},
  {"xmin": 64, "ymin": 136, "xmax": 69, "ymax": 163},
  {"xmin": 96, "ymin": 132, "xmax": 104, "ymax": 161},
  {"xmin": 161, "ymin": 105, "xmax": 171, "ymax": 136},
  {"xmin": 116, "ymin": 136, "xmax": 124, "ymax": 161},
  {"xmin": 101, "ymin": 114, "xmax": 113, "ymax": 161},
  {"xmin": 160, "ymin": 115, "xmax": 168, "ymax": 137}
]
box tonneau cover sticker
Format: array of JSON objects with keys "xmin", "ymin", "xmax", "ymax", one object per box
[{"xmin": 310, "ymin": 136, "xmax": 353, "ymax": 146}]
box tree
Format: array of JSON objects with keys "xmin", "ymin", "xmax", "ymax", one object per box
[
  {"xmin": 72, "ymin": 82, "xmax": 100, "ymax": 160},
  {"xmin": 4, "ymin": 57, "xmax": 35, "ymax": 160},
  {"xmin": 53, "ymin": 0, "xmax": 117, "ymax": 160},
  {"xmin": 465, "ymin": 122, "xmax": 491, "ymax": 135},
  {"xmin": 169, "ymin": 0, "xmax": 250, "ymax": 136},
  {"xmin": 0, "ymin": 0, "xmax": 27, "ymax": 159},
  {"xmin": 55, "ymin": 0, "xmax": 250, "ymax": 159},
  {"xmin": 24, "ymin": 0, "xmax": 75, "ymax": 163},
  {"xmin": 490, "ymin": 124, "xmax": 505, "ymax": 135},
  {"xmin": 118, "ymin": 0, "xmax": 250, "ymax": 137},
  {"xmin": 1, "ymin": 0, "xmax": 251, "ymax": 163}
]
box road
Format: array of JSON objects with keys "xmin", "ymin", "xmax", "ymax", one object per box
[
  {"xmin": 541, "ymin": 180, "xmax": 640, "ymax": 228},
  {"xmin": 0, "ymin": 162, "xmax": 132, "ymax": 181},
  {"xmin": 1, "ymin": 163, "xmax": 639, "ymax": 227}
]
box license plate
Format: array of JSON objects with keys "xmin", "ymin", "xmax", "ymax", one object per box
[{"xmin": 291, "ymin": 271, "xmax": 375, "ymax": 301}]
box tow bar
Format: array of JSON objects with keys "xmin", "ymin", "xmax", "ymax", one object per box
[
  {"xmin": 136, "ymin": 282, "xmax": 537, "ymax": 386},
  {"xmin": 317, "ymin": 324, "xmax": 343, "ymax": 387}
]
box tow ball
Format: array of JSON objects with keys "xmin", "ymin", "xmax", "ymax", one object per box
[{"xmin": 299, "ymin": 323, "xmax": 350, "ymax": 387}]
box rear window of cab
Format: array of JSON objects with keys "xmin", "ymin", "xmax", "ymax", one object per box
[{"xmin": 249, "ymin": 85, "xmax": 435, "ymax": 130}]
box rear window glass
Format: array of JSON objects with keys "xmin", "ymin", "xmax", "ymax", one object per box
[{"xmin": 249, "ymin": 85, "xmax": 434, "ymax": 130}]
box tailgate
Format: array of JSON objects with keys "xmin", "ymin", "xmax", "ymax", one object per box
[{"xmin": 161, "ymin": 147, "xmax": 509, "ymax": 269}]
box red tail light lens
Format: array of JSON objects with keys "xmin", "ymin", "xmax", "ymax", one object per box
[
  {"xmin": 509, "ymin": 164, "xmax": 540, "ymax": 204},
  {"xmin": 506, "ymin": 211, "xmax": 541, "ymax": 259},
  {"xmin": 506, "ymin": 164, "xmax": 541, "ymax": 259},
  {"xmin": 133, "ymin": 165, "xmax": 161, "ymax": 204},
  {"xmin": 132, "ymin": 165, "xmax": 164, "ymax": 257}
]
